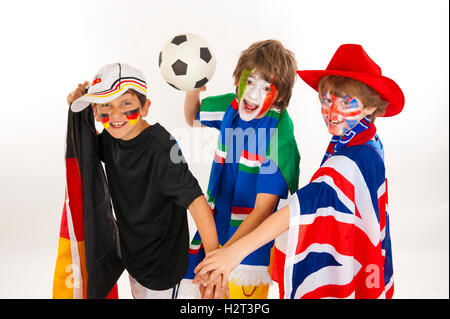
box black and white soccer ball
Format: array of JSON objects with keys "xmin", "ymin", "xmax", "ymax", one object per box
[{"xmin": 159, "ymin": 33, "xmax": 217, "ymax": 91}]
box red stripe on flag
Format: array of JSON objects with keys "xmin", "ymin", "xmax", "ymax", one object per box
[
  {"xmin": 311, "ymin": 166, "xmax": 361, "ymax": 218},
  {"xmin": 242, "ymin": 150, "xmax": 265, "ymax": 164},
  {"xmin": 189, "ymin": 243, "xmax": 203, "ymax": 255},
  {"xmin": 231, "ymin": 99, "xmax": 238, "ymax": 110},
  {"xmin": 385, "ymin": 178, "xmax": 389, "ymax": 206},
  {"xmin": 292, "ymin": 216, "xmax": 385, "ymax": 298},
  {"xmin": 232, "ymin": 207, "xmax": 253, "ymax": 215},
  {"xmin": 301, "ymin": 277, "xmax": 356, "ymax": 299},
  {"xmin": 386, "ymin": 283, "xmax": 394, "ymax": 299},
  {"xmin": 65, "ymin": 158, "xmax": 84, "ymax": 241},
  {"xmin": 295, "ymin": 216, "xmax": 383, "ymax": 273},
  {"xmin": 214, "ymin": 152, "xmax": 225, "ymax": 164},
  {"xmin": 106, "ymin": 284, "xmax": 119, "ymax": 299},
  {"xmin": 271, "ymin": 246, "xmax": 286, "ymax": 298},
  {"xmin": 59, "ymin": 190, "xmax": 70, "ymax": 239}
]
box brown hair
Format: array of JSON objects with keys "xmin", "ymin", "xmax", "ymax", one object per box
[
  {"xmin": 233, "ymin": 39, "xmax": 297, "ymax": 112},
  {"xmin": 92, "ymin": 89, "xmax": 147, "ymax": 108},
  {"xmin": 125, "ymin": 89, "xmax": 147, "ymax": 107},
  {"xmin": 318, "ymin": 76, "xmax": 388, "ymax": 122}
]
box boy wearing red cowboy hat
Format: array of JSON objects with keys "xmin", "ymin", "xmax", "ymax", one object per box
[{"xmin": 193, "ymin": 44, "xmax": 404, "ymax": 299}]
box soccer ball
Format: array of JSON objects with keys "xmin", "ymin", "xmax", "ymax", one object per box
[{"xmin": 159, "ymin": 33, "xmax": 217, "ymax": 91}]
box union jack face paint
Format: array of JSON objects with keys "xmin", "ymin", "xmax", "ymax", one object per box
[
  {"xmin": 321, "ymin": 93, "xmax": 365, "ymax": 136},
  {"xmin": 237, "ymin": 69, "xmax": 278, "ymax": 121}
]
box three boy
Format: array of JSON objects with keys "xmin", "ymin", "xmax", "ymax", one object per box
[{"xmin": 59, "ymin": 41, "xmax": 403, "ymax": 299}]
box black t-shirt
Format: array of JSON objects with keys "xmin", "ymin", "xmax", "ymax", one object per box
[{"xmin": 99, "ymin": 123, "xmax": 203, "ymax": 290}]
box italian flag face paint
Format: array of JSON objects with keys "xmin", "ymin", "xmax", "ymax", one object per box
[
  {"xmin": 237, "ymin": 68, "xmax": 253, "ymax": 102},
  {"xmin": 124, "ymin": 108, "xmax": 140, "ymax": 126},
  {"xmin": 237, "ymin": 69, "xmax": 278, "ymax": 121}
]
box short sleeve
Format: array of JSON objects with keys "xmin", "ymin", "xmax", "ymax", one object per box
[
  {"xmin": 256, "ymin": 159, "xmax": 289, "ymax": 199},
  {"xmin": 158, "ymin": 141, "xmax": 204, "ymax": 209},
  {"xmin": 196, "ymin": 93, "xmax": 236, "ymax": 130}
]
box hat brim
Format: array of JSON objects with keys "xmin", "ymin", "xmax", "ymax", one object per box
[
  {"xmin": 70, "ymin": 85, "xmax": 144, "ymax": 112},
  {"xmin": 297, "ymin": 70, "xmax": 405, "ymax": 117},
  {"xmin": 71, "ymin": 92, "xmax": 127, "ymax": 112}
]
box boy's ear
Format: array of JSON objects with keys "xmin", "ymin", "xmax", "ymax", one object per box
[
  {"xmin": 140, "ymin": 98, "xmax": 151, "ymax": 117},
  {"xmin": 364, "ymin": 105, "xmax": 377, "ymax": 116}
]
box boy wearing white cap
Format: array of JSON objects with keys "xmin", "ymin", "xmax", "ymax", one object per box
[{"xmin": 67, "ymin": 63, "xmax": 220, "ymax": 299}]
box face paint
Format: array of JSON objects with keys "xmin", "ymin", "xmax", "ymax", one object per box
[
  {"xmin": 237, "ymin": 69, "xmax": 278, "ymax": 121},
  {"xmin": 124, "ymin": 108, "xmax": 140, "ymax": 126},
  {"xmin": 237, "ymin": 68, "xmax": 253, "ymax": 102},
  {"xmin": 321, "ymin": 92, "xmax": 365, "ymax": 136},
  {"xmin": 99, "ymin": 113, "xmax": 110, "ymax": 129}
]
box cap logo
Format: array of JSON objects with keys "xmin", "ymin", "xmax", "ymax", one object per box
[{"xmin": 92, "ymin": 75, "xmax": 102, "ymax": 86}]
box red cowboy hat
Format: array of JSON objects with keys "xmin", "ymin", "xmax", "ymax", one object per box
[{"xmin": 297, "ymin": 44, "xmax": 405, "ymax": 117}]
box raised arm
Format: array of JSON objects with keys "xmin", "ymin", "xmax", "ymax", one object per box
[
  {"xmin": 67, "ymin": 81, "xmax": 89, "ymax": 106},
  {"xmin": 184, "ymin": 87, "xmax": 205, "ymax": 127}
]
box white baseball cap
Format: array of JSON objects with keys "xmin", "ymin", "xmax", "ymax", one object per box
[{"xmin": 71, "ymin": 62, "xmax": 147, "ymax": 112}]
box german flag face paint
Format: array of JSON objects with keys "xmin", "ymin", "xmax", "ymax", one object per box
[
  {"xmin": 124, "ymin": 108, "xmax": 140, "ymax": 126},
  {"xmin": 97, "ymin": 107, "xmax": 140, "ymax": 130},
  {"xmin": 237, "ymin": 69, "xmax": 278, "ymax": 121},
  {"xmin": 99, "ymin": 113, "xmax": 110, "ymax": 129}
]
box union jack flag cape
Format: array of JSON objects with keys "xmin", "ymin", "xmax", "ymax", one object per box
[
  {"xmin": 53, "ymin": 106, "xmax": 124, "ymax": 298},
  {"xmin": 272, "ymin": 118, "xmax": 394, "ymax": 299}
]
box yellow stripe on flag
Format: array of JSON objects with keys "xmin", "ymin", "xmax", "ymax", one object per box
[{"xmin": 53, "ymin": 238, "xmax": 87, "ymax": 299}]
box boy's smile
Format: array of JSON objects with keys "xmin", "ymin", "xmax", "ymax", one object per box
[
  {"xmin": 242, "ymin": 98, "xmax": 260, "ymax": 113},
  {"xmin": 237, "ymin": 69, "xmax": 278, "ymax": 121},
  {"xmin": 93, "ymin": 92, "xmax": 150, "ymax": 140}
]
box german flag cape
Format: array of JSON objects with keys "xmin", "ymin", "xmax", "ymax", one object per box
[{"xmin": 53, "ymin": 106, "xmax": 124, "ymax": 299}]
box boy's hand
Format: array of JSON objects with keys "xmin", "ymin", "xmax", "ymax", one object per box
[
  {"xmin": 194, "ymin": 246, "xmax": 244, "ymax": 290},
  {"xmin": 194, "ymin": 272, "xmax": 229, "ymax": 299},
  {"xmin": 191, "ymin": 85, "xmax": 206, "ymax": 93},
  {"xmin": 67, "ymin": 81, "xmax": 89, "ymax": 106},
  {"xmin": 203, "ymin": 274, "xmax": 229, "ymax": 299}
]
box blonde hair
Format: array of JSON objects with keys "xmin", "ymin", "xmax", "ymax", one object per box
[
  {"xmin": 318, "ymin": 76, "xmax": 388, "ymax": 122},
  {"xmin": 233, "ymin": 40, "xmax": 297, "ymax": 112}
]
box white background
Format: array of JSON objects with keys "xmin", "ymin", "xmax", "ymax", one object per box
[{"xmin": 0, "ymin": 0, "xmax": 448, "ymax": 299}]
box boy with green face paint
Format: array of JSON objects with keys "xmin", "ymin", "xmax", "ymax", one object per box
[{"xmin": 180, "ymin": 40, "xmax": 300, "ymax": 299}]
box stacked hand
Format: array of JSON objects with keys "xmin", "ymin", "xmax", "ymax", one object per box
[
  {"xmin": 193, "ymin": 245, "xmax": 245, "ymax": 299},
  {"xmin": 193, "ymin": 270, "xmax": 229, "ymax": 299}
]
